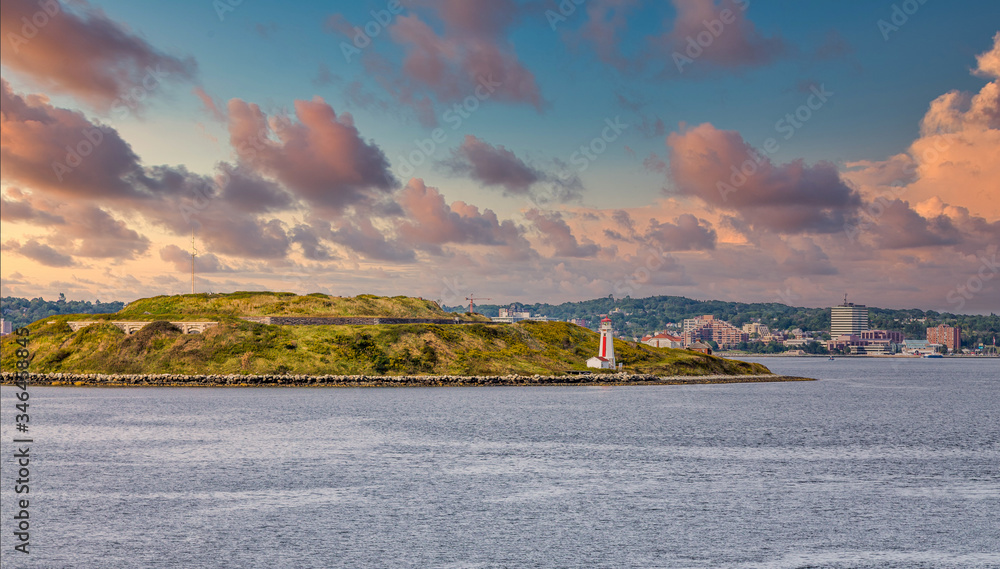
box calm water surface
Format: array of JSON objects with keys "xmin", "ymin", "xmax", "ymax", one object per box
[{"xmin": 1, "ymin": 358, "xmax": 998, "ymax": 568}]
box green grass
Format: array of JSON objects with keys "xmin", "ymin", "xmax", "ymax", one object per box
[
  {"xmin": 0, "ymin": 293, "xmax": 771, "ymax": 377},
  {"xmin": 115, "ymin": 291, "xmax": 486, "ymax": 320}
]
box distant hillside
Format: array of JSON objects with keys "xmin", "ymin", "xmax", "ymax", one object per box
[
  {"xmin": 0, "ymin": 292, "xmax": 769, "ymax": 377},
  {"xmin": 448, "ymin": 296, "xmax": 1000, "ymax": 348}
]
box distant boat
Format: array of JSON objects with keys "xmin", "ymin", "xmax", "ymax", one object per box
[
  {"xmin": 828, "ymin": 356, "xmax": 835, "ymax": 361},
  {"xmin": 922, "ymin": 353, "xmax": 943, "ymax": 358}
]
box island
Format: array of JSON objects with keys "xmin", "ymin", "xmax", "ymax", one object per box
[{"xmin": 0, "ymin": 292, "xmax": 813, "ymax": 387}]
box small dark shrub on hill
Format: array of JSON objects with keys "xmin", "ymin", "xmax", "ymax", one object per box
[
  {"xmin": 126, "ymin": 321, "xmax": 182, "ymax": 351},
  {"xmin": 139, "ymin": 320, "xmax": 182, "ymax": 334},
  {"xmin": 421, "ymin": 344, "xmax": 438, "ymax": 366},
  {"xmin": 45, "ymin": 349, "xmax": 73, "ymax": 366}
]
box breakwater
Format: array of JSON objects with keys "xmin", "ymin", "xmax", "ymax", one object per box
[{"xmin": 1, "ymin": 372, "xmax": 813, "ymax": 387}]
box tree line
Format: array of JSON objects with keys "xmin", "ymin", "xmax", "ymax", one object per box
[
  {"xmin": 447, "ymin": 295, "xmax": 999, "ymax": 349},
  {"xmin": 1, "ymin": 295, "xmax": 125, "ymax": 330}
]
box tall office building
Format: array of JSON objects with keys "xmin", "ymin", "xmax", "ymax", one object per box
[{"xmin": 830, "ymin": 298, "xmax": 869, "ymax": 338}]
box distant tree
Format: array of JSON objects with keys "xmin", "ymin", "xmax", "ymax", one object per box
[
  {"xmin": 438, "ymin": 296, "xmax": 998, "ymax": 342},
  {"xmin": 1, "ymin": 296, "xmax": 125, "ymax": 329}
]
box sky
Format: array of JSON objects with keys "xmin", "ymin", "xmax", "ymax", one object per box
[{"xmin": 1, "ymin": 0, "xmax": 998, "ymax": 314}]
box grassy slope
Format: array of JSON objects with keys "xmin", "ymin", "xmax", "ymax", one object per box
[
  {"xmin": 114, "ymin": 291, "xmax": 488, "ymax": 321},
  {"xmin": 1, "ymin": 293, "xmax": 770, "ymax": 377}
]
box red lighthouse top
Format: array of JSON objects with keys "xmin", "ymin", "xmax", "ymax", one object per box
[{"xmin": 601, "ymin": 318, "xmax": 612, "ymax": 323}]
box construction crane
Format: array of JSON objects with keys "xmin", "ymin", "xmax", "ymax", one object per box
[{"xmin": 465, "ymin": 295, "xmax": 491, "ymax": 314}]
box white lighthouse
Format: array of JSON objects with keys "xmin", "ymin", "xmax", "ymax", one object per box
[{"xmin": 587, "ymin": 318, "xmax": 616, "ymax": 369}]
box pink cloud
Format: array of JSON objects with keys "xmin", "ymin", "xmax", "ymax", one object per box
[
  {"xmin": 440, "ymin": 135, "xmax": 582, "ymax": 203},
  {"xmin": 844, "ymin": 195, "xmax": 1000, "ymax": 256},
  {"xmin": 50, "ymin": 204, "xmax": 150, "ymax": 259},
  {"xmin": 325, "ymin": 217, "xmax": 416, "ymax": 262},
  {"xmin": 160, "ymin": 244, "xmax": 234, "ymax": 273},
  {"xmin": 227, "ymin": 96, "xmax": 397, "ymax": 212},
  {"xmin": 644, "ymin": 213, "xmax": 717, "ymax": 251},
  {"xmin": 652, "ymin": 0, "xmax": 787, "ymax": 76},
  {"xmin": 777, "ymin": 237, "xmax": 837, "ymax": 276},
  {"xmin": 423, "ymin": 0, "xmax": 521, "ymax": 38},
  {"xmin": 569, "ymin": 0, "xmax": 640, "ymax": 70},
  {"xmin": 974, "ymin": 32, "xmax": 1000, "ymax": 79},
  {"xmin": 0, "ymin": 79, "xmax": 149, "ymax": 200},
  {"xmin": 214, "ymin": 163, "xmax": 294, "ymax": 214},
  {"xmin": 1, "ymin": 193, "xmax": 150, "ymax": 260},
  {"xmin": 198, "ymin": 214, "xmax": 290, "ymax": 260},
  {"xmin": 324, "ymin": 1, "xmax": 542, "ymax": 121},
  {"xmin": 2, "ymin": 239, "xmax": 74, "ymax": 267},
  {"xmin": 0, "ymin": 0, "xmax": 196, "ymax": 109},
  {"xmin": 0, "ymin": 81, "xmax": 304, "ymax": 262},
  {"xmin": 442, "ymin": 135, "xmax": 542, "ymax": 194},
  {"xmin": 865, "ymin": 199, "xmax": 962, "ymax": 250},
  {"xmin": 1, "ymin": 191, "xmax": 65, "ymax": 225},
  {"xmin": 361, "ymin": 53, "xmax": 438, "ymax": 127},
  {"xmin": 525, "ymin": 209, "xmax": 602, "ymax": 258},
  {"xmin": 845, "ymin": 33, "xmax": 1000, "ymax": 221},
  {"xmin": 338, "ymin": 0, "xmax": 544, "ymax": 119},
  {"xmin": 193, "ymin": 86, "xmax": 225, "ymax": 122},
  {"xmin": 390, "ymin": 12, "xmax": 543, "ymax": 109},
  {"xmin": 289, "ymin": 224, "xmax": 334, "ymax": 261},
  {"xmin": 667, "ymin": 123, "xmax": 861, "ymax": 233},
  {"xmin": 397, "ymin": 178, "xmax": 532, "ymax": 259}
]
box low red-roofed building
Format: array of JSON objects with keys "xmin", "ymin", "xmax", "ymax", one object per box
[{"xmin": 641, "ymin": 332, "xmax": 684, "ymax": 348}]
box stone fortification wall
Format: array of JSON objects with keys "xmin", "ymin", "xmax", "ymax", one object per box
[
  {"xmin": 240, "ymin": 316, "xmax": 477, "ymax": 326},
  {"xmin": 68, "ymin": 321, "xmax": 218, "ymax": 334}
]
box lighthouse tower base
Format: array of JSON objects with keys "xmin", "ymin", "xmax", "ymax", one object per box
[{"xmin": 586, "ymin": 356, "xmax": 613, "ymax": 369}]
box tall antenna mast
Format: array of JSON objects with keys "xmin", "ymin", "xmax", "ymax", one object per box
[{"xmin": 191, "ymin": 229, "xmax": 197, "ymax": 295}]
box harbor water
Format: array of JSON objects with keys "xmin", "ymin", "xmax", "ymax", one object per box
[{"xmin": 1, "ymin": 357, "xmax": 997, "ymax": 568}]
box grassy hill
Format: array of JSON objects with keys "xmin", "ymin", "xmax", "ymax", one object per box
[
  {"xmin": 1, "ymin": 292, "xmax": 770, "ymax": 377},
  {"xmin": 115, "ymin": 291, "xmax": 488, "ymax": 321}
]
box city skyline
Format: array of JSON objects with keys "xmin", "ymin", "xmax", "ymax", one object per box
[{"xmin": 1, "ymin": 1, "xmax": 999, "ymax": 314}]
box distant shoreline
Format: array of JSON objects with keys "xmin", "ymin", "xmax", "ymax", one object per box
[
  {"xmin": 719, "ymin": 353, "xmax": 997, "ymax": 358},
  {"xmin": 1, "ymin": 372, "xmax": 815, "ymax": 388}
]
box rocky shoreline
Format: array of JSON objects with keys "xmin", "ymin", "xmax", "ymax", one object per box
[{"xmin": 1, "ymin": 372, "xmax": 814, "ymax": 388}]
